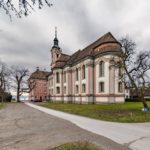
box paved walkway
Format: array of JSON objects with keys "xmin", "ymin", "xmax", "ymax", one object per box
[
  {"xmin": 26, "ymin": 102, "xmax": 150, "ymax": 150},
  {"xmin": 0, "ymin": 103, "xmax": 128, "ymax": 150}
]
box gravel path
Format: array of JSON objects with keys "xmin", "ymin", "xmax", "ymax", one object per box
[{"xmin": 0, "ymin": 103, "xmax": 130, "ymax": 150}]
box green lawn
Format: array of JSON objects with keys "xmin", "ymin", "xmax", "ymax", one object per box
[
  {"xmin": 51, "ymin": 141, "xmax": 102, "ymax": 150},
  {"xmin": 41, "ymin": 102, "xmax": 150, "ymax": 123}
]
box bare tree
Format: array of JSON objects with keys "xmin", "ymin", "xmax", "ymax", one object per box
[
  {"xmin": 0, "ymin": 0, "xmax": 53, "ymax": 18},
  {"xmin": 0, "ymin": 62, "xmax": 10, "ymax": 102},
  {"xmin": 11, "ymin": 66, "xmax": 29, "ymax": 102},
  {"xmin": 118, "ymin": 37, "xmax": 150, "ymax": 110},
  {"xmin": 21, "ymin": 78, "xmax": 36, "ymax": 93}
]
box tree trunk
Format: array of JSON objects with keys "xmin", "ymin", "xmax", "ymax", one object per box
[
  {"xmin": 141, "ymin": 96, "xmax": 149, "ymax": 110},
  {"xmin": 136, "ymin": 89, "xmax": 149, "ymax": 110},
  {"xmin": 17, "ymin": 94, "xmax": 20, "ymax": 102},
  {"xmin": 17, "ymin": 83, "xmax": 20, "ymax": 102}
]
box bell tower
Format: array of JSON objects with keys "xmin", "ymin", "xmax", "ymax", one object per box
[{"xmin": 51, "ymin": 27, "xmax": 62, "ymax": 68}]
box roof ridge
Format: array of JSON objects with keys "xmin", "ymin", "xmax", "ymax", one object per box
[
  {"xmin": 81, "ymin": 32, "xmax": 117, "ymax": 52},
  {"xmin": 61, "ymin": 53, "xmax": 70, "ymax": 57}
]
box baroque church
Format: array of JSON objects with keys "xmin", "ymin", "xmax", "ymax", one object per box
[{"xmin": 29, "ymin": 29, "xmax": 125, "ymax": 103}]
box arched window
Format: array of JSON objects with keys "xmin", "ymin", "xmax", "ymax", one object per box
[
  {"xmin": 64, "ymin": 86, "xmax": 66, "ymax": 94},
  {"xmin": 118, "ymin": 62, "xmax": 122, "ymax": 77},
  {"xmin": 56, "ymin": 87, "xmax": 60, "ymax": 94},
  {"xmin": 82, "ymin": 84, "xmax": 86, "ymax": 93},
  {"xmin": 82, "ymin": 65, "xmax": 86, "ymax": 79},
  {"xmin": 56, "ymin": 72, "xmax": 60, "ymax": 83},
  {"xmin": 119, "ymin": 67, "xmax": 122, "ymax": 77},
  {"xmin": 76, "ymin": 85, "xmax": 79, "ymax": 94},
  {"xmin": 64, "ymin": 71, "xmax": 66, "ymax": 83},
  {"xmin": 76, "ymin": 68, "xmax": 78, "ymax": 81},
  {"xmin": 99, "ymin": 61, "xmax": 105, "ymax": 77},
  {"xmin": 118, "ymin": 82, "xmax": 123, "ymax": 93},
  {"xmin": 99, "ymin": 82, "xmax": 104, "ymax": 92}
]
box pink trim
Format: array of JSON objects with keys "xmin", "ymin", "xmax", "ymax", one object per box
[
  {"xmin": 68, "ymin": 72, "xmax": 71, "ymax": 94},
  {"xmin": 71, "ymin": 71, "xmax": 72, "ymax": 95},
  {"xmin": 80, "ymin": 66, "xmax": 82, "ymax": 103},
  {"xmin": 94, "ymin": 64, "xmax": 96, "ymax": 94},
  {"xmin": 61, "ymin": 72, "xmax": 63, "ymax": 95},
  {"xmin": 88, "ymin": 65, "xmax": 90, "ymax": 94},
  {"xmin": 94, "ymin": 94, "xmax": 124, "ymax": 97},
  {"xmin": 73, "ymin": 71, "xmax": 75, "ymax": 95}
]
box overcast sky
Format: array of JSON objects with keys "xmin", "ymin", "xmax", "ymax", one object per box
[{"xmin": 0, "ymin": 0, "xmax": 150, "ymax": 72}]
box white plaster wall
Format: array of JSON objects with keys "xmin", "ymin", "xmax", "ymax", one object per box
[
  {"xmin": 95, "ymin": 97, "xmax": 109, "ymax": 103},
  {"xmin": 81, "ymin": 97, "xmax": 88, "ymax": 103},
  {"xmin": 64, "ymin": 97, "xmax": 68, "ymax": 102},
  {"xmin": 74, "ymin": 97, "xmax": 80, "ymax": 103},
  {"xmin": 55, "ymin": 97, "xmax": 62, "ymax": 101},
  {"xmin": 115, "ymin": 97, "xmax": 125, "ymax": 103}
]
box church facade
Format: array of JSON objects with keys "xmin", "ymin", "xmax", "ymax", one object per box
[{"xmin": 45, "ymin": 31, "xmax": 125, "ymax": 103}]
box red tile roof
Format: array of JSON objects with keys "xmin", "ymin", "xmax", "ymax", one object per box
[
  {"xmin": 56, "ymin": 53, "xmax": 70, "ymax": 62},
  {"xmin": 53, "ymin": 32, "xmax": 121, "ymax": 69},
  {"xmin": 30, "ymin": 70, "xmax": 50, "ymax": 80}
]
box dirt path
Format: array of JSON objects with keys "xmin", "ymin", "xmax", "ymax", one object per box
[{"xmin": 0, "ymin": 103, "xmax": 130, "ymax": 150}]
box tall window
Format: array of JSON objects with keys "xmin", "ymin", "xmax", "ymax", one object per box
[
  {"xmin": 99, "ymin": 61, "xmax": 105, "ymax": 77},
  {"xmin": 56, "ymin": 72, "xmax": 60, "ymax": 83},
  {"xmin": 64, "ymin": 86, "xmax": 66, "ymax": 94},
  {"xmin": 118, "ymin": 82, "xmax": 123, "ymax": 93},
  {"xmin": 51, "ymin": 79, "xmax": 53, "ymax": 86},
  {"xmin": 99, "ymin": 82, "xmax": 104, "ymax": 92},
  {"xmin": 76, "ymin": 85, "xmax": 79, "ymax": 94},
  {"xmin": 82, "ymin": 65, "xmax": 86, "ymax": 79},
  {"xmin": 56, "ymin": 87, "xmax": 60, "ymax": 94},
  {"xmin": 82, "ymin": 84, "xmax": 86, "ymax": 93},
  {"xmin": 76, "ymin": 68, "xmax": 79, "ymax": 81},
  {"xmin": 118, "ymin": 66, "xmax": 122, "ymax": 77},
  {"xmin": 64, "ymin": 71, "xmax": 66, "ymax": 83}
]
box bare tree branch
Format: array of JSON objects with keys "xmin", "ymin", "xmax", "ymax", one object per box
[
  {"xmin": 118, "ymin": 37, "xmax": 150, "ymax": 110},
  {"xmin": 0, "ymin": 0, "xmax": 53, "ymax": 18}
]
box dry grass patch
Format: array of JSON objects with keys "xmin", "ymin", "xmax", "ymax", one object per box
[{"xmin": 51, "ymin": 141, "xmax": 102, "ymax": 150}]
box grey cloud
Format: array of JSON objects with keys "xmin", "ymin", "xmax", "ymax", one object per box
[{"xmin": 0, "ymin": 0, "xmax": 150, "ymax": 72}]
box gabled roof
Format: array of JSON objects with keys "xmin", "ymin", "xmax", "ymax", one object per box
[
  {"xmin": 30, "ymin": 70, "xmax": 50, "ymax": 80},
  {"xmin": 56, "ymin": 53, "xmax": 70, "ymax": 62},
  {"xmin": 66, "ymin": 50, "xmax": 81, "ymax": 65},
  {"xmin": 73, "ymin": 32, "xmax": 121, "ymax": 63},
  {"xmin": 53, "ymin": 32, "xmax": 121, "ymax": 69}
]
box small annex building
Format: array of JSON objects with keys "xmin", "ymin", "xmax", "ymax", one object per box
[{"xmin": 29, "ymin": 67, "xmax": 50, "ymax": 101}]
